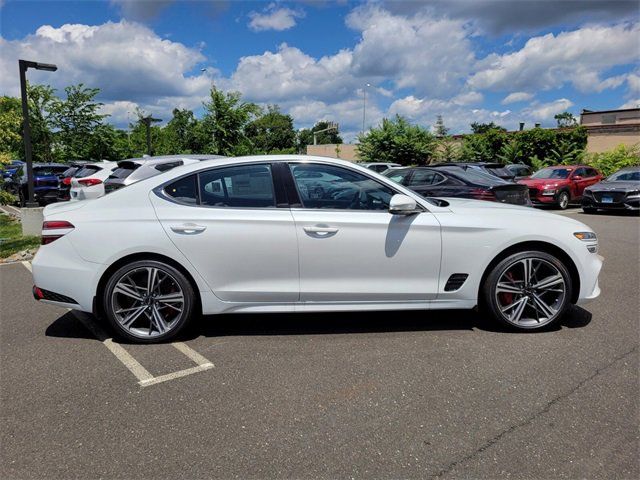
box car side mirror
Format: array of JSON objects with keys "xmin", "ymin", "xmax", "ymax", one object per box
[
  {"xmin": 573, "ymin": 175, "xmax": 582, "ymax": 181},
  {"xmin": 389, "ymin": 194, "xmax": 419, "ymax": 215}
]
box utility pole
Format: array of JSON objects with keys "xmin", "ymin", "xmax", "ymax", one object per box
[
  {"xmin": 18, "ymin": 59, "xmax": 57, "ymax": 207},
  {"xmin": 140, "ymin": 115, "xmax": 162, "ymax": 156},
  {"xmin": 362, "ymin": 83, "xmax": 371, "ymax": 135},
  {"xmin": 313, "ymin": 122, "xmax": 339, "ymax": 145}
]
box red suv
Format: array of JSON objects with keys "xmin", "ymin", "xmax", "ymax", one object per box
[{"xmin": 518, "ymin": 165, "xmax": 603, "ymax": 209}]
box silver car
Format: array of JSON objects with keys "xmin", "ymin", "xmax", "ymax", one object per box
[{"xmin": 104, "ymin": 155, "xmax": 225, "ymax": 194}]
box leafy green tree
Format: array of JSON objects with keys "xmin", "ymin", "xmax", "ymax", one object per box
[
  {"xmin": 585, "ymin": 144, "xmax": 640, "ymax": 176},
  {"xmin": 86, "ymin": 124, "xmax": 132, "ymax": 161},
  {"xmin": 161, "ymin": 108, "xmax": 200, "ymax": 154},
  {"xmin": 198, "ymin": 86, "xmax": 260, "ymax": 156},
  {"xmin": 246, "ymin": 105, "xmax": 296, "ymax": 154},
  {"xmin": 460, "ymin": 128, "xmax": 508, "ymax": 162},
  {"xmin": 51, "ymin": 84, "xmax": 106, "ymax": 160},
  {"xmin": 470, "ymin": 122, "xmax": 507, "ymax": 134},
  {"xmin": 0, "ymin": 97, "xmax": 23, "ymax": 158},
  {"xmin": 297, "ymin": 121, "xmax": 343, "ymax": 152},
  {"xmin": 357, "ymin": 115, "xmax": 436, "ymax": 166},
  {"xmin": 554, "ymin": 111, "xmax": 577, "ymax": 128},
  {"xmin": 26, "ymin": 84, "xmax": 58, "ymax": 162},
  {"xmin": 497, "ymin": 139, "xmax": 523, "ymax": 164},
  {"xmin": 548, "ymin": 138, "xmax": 584, "ymax": 165}
]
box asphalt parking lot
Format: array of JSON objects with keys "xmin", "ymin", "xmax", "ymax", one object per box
[{"xmin": 1, "ymin": 208, "xmax": 638, "ymax": 479}]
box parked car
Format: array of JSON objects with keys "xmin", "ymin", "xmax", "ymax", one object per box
[
  {"xmin": 1, "ymin": 160, "xmax": 25, "ymax": 180},
  {"xmin": 505, "ymin": 163, "xmax": 533, "ymax": 180},
  {"xmin": 431, "ymin": 162, "xmax": 516, "ymax": 181},
  {"xmin": 69, "ymin": 161, "xmax": 120, "ymax": 201},
  {"xmin": 33, "ymin": 155, "xmax": 602, "ymax": 343},
  {"xmin": 104, "ymin": 155, "xmax": 225, "ymax": 194},
  {"xmin": 4, "ymin": 163, "xmax": 69, "ymax": 206},
  {"xmin": 581, "ymin": 166, "xmax": 640, "ymax": 213},
  {"xmin": 358, "ymin": 162, "xmax": 402, "ymax": 173},
  {"xmin": 57, "ymin": 161, "xmax": 93, "ymax": 201},
  {"xmin": 383, "ymin": 165, "xmax": 531, "ymax": 206},
  {"xmin": 518, "ymin": 165, "xmax": 602, "ymax": 210}
]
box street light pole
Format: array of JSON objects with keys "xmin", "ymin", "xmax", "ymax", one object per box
[
  {"xmin": 140, "ymin": 115, "xmax": 162, "ymax": 156},
  {"xmin": 18, "ymin": 59, "xmax": 57, "ymax": 207},
  {"xmin": 362, "ymin": 83, "xmax": 371, "ymax": 135}
]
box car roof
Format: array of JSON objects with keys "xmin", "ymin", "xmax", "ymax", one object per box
[
  {"xmin": 124, "ymin": 154, "xmax": 226, "ymax": 165},
  {"xmin": 432, "ymin": 162, "xmax": 505, "ymax": 168}
]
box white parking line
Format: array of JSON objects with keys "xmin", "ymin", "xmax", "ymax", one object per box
[{"xmin": 21, "ymin": 261, "xmax": 215, "ymax": 388}]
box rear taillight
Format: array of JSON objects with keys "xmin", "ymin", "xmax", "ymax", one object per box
[
  {"xmin": 77, "ymin": 178, "xmax": 102, "ymax": 186},
  {"xmin": 62, "ymin": 177, "xmax": 72, "ymax": 185},
  {"xmin": 471, "ymin": 188, "xmax": 496, "ymax": 201},
  {"xmin": 41, "ymin": 220, "xmax": 74, "ymax": 245}
]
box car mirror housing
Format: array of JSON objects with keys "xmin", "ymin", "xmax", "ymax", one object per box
[
  {"xmin": 389, "ymin": 194, "xmax": 419, "ymax": 215},
  {"xmin": 573, "ymin": 175, "xmax": 582, "ymax": 181}
]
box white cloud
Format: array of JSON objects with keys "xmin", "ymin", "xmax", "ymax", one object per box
[
  {"xmin": 110, "ymin": 0, "xmax": 173, "ymax": 21},
  {"xmin": 347, "ymin": 5, "xmax": 475, "ymax": 96},
  {"xmin": 248, "ymin": 3, "xmax": 305, "ymax": 32},
  {"xmin": 619, "ymin": 98, "xmax": 640, "ymax": 109},
  {"xmin": 521, "ymin": 98, "xmax": 574, "ymax": 121},
  {"xmin": 502, "ymin": 92, "xmax": 534, "ymax": 104},
  {"xmin": 452, "ymin": 91, "xmax": 483, "ymax": 105},
  {"xmin": 469, "ymin": 23, "xmax": 640, "ymax": 93},
  {"xmin": 0, "ymin": 21, "xmax": 212, "ymax": 124}
]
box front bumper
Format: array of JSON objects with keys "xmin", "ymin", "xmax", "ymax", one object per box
[{"xmin": 582, "ymin": 196, "xmax": 640, "ymax": 211}]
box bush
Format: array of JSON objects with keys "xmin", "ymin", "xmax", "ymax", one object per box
[
  {"xmin": 0, "ymin": 189, "xmax": 17, "ymax": 206},
  {"xmin": 584, "ymin": 144, "xmax": 640, "ymax": 177}
]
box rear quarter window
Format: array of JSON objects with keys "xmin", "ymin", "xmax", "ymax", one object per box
[{"xmin": 164, "ymin": 175, "xmax": 198, "ymax": 205}]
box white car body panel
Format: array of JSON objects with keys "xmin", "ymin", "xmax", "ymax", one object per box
[
  {"xmin": 69, "ymin": 162, "xmax": 118, "ymax": 201},
  {"xmin": 33, "ymin": 155, "xmax": 602, "ymax": 318}
]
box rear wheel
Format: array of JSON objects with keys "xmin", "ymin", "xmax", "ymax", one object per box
[
  {"xmin": 483, "ymin": 251, "xmax": 572, "ymax": 331},
  {"xmin": 103, "ymin": 260, "xmax": 195, "ymax": 343},
  {"xmin": 556, "ymin": 191, "xmax": 570, "ymax": 210}
]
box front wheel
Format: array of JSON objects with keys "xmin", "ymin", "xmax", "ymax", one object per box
[
  {"xmin": 482, "ymin": 251, "xmax": 572, "ymax": 331},
  {"xmin": 103, "ymin": 260, "xmax": 195, "ymax": 343},
  {"xmin": 556, "ymin": 191, "xmax": 570, "ymax": 210}
]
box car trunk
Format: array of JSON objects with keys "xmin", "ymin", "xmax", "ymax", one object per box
[{"xmin": 491, "ymin": 184, "xmax": 531, "ymax": 205}]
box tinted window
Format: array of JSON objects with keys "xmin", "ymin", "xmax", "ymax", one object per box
[
  {"xmin": 165, "ymin": 175, "xmax": 197, "ymax": 205},
  {"xmin": 383, "ymin": 169, "xmax": 412, "ymax": 184},
  {"xmin": 199, "ymin": 164, "xmax": 275, "ymax": 208},
  {"xmin": 531, "ymin": 168, "xmax": 571, "ymax": 179},
  {"xmin": 110, "ymin": 167, "xmax": 138, "ymax": 179},
  {"xmin": 485, "ymin": 166, "xmax": 513, "ymax": 178},
  {"xmin": 75, "ymin": 165, "xmax": 102, "ymax": 177},
  {"xmin": 155, "ymin": 161, "xmax": 183, "ymax": 173},
  {"xmin": 572, "ymin": 168, "xmax": 587, "ymax": 177},
  {"xmin": 585, "ymin": 168, "xmax": 599, "ymax": 177},
  {"xmin": 408, "ymin": 170, "xmax": 445, "ymax": 186},
  {"xmin": 62, "ymin": 167, "xmax": 79, "ymax": 177},
  {"xmin": 290, "ymin": 163, "xmax": 394, "ymax": 210},
  {"xmin": 608, "ymin": 170, "xmax": 640, "ymax": 182}
]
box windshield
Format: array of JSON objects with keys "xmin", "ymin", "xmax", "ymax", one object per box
[
  {"xmin": 33, "ymin": 166, "xmax": 68, "ymax": 176},
  {"xmin": 531, "ymin": 168, "xmax": 571, "ymax": 179},
  {"xmin": 607, "ymin": 170, "xmax": 640, "ymax": 182},
  {"xmin": 74, "ymin": 165, "xmax": 102, "ymax": 178}
]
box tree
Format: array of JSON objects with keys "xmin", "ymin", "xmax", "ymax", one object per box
[
  {"xmin": 0, "ymin": 96, "xmax": 23, "ymax": 158},
  {"xmin": 460, "ymin": 128, "xmax": 508, "ymax": 162},
  {"xmin": 26, "ymin": 84, "xmax": 58, "ymax": 162},
  {"xmin": 297, "ymin": 121, "xmax": 343, "ymax": 152},
  {"xmin": 51, "ymin": 84, "xmax": 106, "ymax": 160},
  {"xmin": 433, "ymin": 115, "xmax": 449, "ymax": 137},
  {"xmin": 246, "ymin": 105, "xmax": 296, "ymax": 154},
  {"xmin": 470, "ymin": 121, "xmax": 507, "ymax": 134},
  {"xmin": 86, "ymin": 124, "xmax": 131, "ymax": 161},
  {"xmin": 198, "ymin": 85, "xmax": 260, "ymax": 156},
  {"xmin": 161, "ymin": 108, "xmax": 200, "ymax": 154},
  {"xmin": 497, "ymin": 139, "xmax": 523, "ymax": 164},
  {"xmin": 547, "ymin": 138, "xmax": 584, "ymax": 165},
  {"xmin": 357, "ymin": 115, "xmax": 436, "ymax": 166},
  {"xmin": 554, "ymin": 111, "xmax": 577, "ymax": 128}
]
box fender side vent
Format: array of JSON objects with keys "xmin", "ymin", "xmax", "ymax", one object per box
[{"xmin": 444, "ymin": 273, "xmax": 469, "ymax": 292}]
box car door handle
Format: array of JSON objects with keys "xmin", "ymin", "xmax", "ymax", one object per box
[
  {"xmin": 303, "ymin": 226, "xmax": 338, "ymax": 235},
  {"xmin": 170, "ymin": 223, "xmax": 207, "ymax": 234}
]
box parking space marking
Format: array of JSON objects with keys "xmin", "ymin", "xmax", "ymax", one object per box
[{"xmin": 21, "ymin": 260, "xmax": 215, "ymax": 388}]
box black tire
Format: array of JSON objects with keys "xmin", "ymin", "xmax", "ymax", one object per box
[
  {"xmin": 582, "ymin": 206, "xmax": 597, "ymax": 214},
  {"xmin": 556, "ymin": 191, "xmax": 570, "ymax": 210},
  {"xmin": 482, "ymin": 250, "xmax": 572, "ymax": 331},
  {"xmin": 103, "ymin": 260, "xmax": 195, "ymax": 343}
]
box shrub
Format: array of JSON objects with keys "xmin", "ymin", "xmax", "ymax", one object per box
[
  {"xmin": 584, "ymin": 144, "xmax": 640, "ymax": 177},
  {"xmin": 0, "ymin": 189, "xmax": 17, "ymax": 206}
]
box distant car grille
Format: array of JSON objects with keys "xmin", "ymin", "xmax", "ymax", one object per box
[
  {"xmin": 528, "ymin": 187, "xmax": 539, "ymax": 197},
  {"xmin": 494, "ymin": 189, "xmax": 530, "ymax": 205},
  {"xmin": 593, "ymin": 191, "xmax": 626, "ymax": 203}
]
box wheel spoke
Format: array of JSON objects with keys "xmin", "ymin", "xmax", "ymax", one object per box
[
  {"xmin": 116, "ymin": 304, "xmax": 144, "ymax": 314},
  {"xmin": 509, "ymin": 296, "xmax": 529, "ymax": 323},
  {"xmin": 155, "ymin": 292, "xmax": 184, "ymax": 303},
  {"xmin": 531, "ymin": 292, "xmax": 557, "ymax": 319},
  {"xmin": 521, "ymin": 258, "xmax": 534, "ymax": 286},
  {"xmin": 150, "ymin": 305, "xmax": 169, "ymax": 334},
  {"xmin": 497, "ymin": 282, "xmax": 523, "ymax": 294},
  {"xmin": 501, "ymin": 296, "xmax": 527, "ymax": 314},
  {"xmin": 158, "ymin": 301, "xmax": 182, "ymax": 312},
  {"xmin": 147, "ymin": 267, "xmax": 158, "ymax": 294},
  {"xmin": 532, "ymin": 274, "xmax": 564, "ymax": 291},
  {"xmin": 114, "ymin": 283, "xmax": 143, "ymax": 301},
  {"xmin": 121, "ymin": 305, "xmax": 148, "ymax": 328}
]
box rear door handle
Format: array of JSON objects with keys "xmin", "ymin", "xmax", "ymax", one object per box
[
  {"xmin": 170, "ymin": 223, "xmax": 207, "ymax": 234},
  {"xmin": 303, "ymin": 226, "xmax": 338, "ymax": 234}
]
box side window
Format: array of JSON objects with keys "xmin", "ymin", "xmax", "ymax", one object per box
[
  {"xmin": 586, "ymin": 168, "xmax": 598, "ymax": 177},
  {"xmin": 199, "ymin": 164, "xmax": 275, "ymax": 208},
  {"xmin": 408, "ymin": 170, "xmax": 444, "ymax": 186},
  {"xmin": 573, "ymin": 168, "xmax": 586, "ymax": 178},
  {"xmin": 385, "ymin": 169, "xmax": 412, "ymax": 185},
  {"xmin": 289, "ymin": 163, "xmax": 395, "ymax": 210},
  {"xmin": 164, "ymin": 174, "xmax": 198, "ymax": 205}
]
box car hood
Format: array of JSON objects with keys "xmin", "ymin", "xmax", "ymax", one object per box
[
  {"xmin": 587, "ymin": 181, "xmax": 639, "ymax": 192},
  {"xmin": 518, "ymin": 178, "xmax": 569, "ymax": 187}
]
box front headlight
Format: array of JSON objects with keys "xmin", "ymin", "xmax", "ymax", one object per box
[
  {"xmin": 627, "ymin": 190, "xmax": 640, "ymax": 198},
  {"xmin": 574, "ymin": 231, "xmax": 598, "ymax": 253},
  {"xmin": 542, "ymin": 188, "xmax": 556, "ymax": 195}
]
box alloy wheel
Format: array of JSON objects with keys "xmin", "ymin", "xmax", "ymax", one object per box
[
  {"xmin": 558, "ymin": 193, "xmax": 569, "ymax": 209},
  {"xmin": 110, "ymin": 266, "xmax": 185, "ymax": 338},
  {"xmin": 495, "ymin": 257, "xmax": 567, "ymax": 328}
]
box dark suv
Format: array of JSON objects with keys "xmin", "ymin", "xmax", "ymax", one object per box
[
  {"xmin": 4, "ymin": 163, "xmax": 69, "ymax": 206},
  {"xmin": 431, "ymin": 162, "xmax": 516, "ymax": 181}
]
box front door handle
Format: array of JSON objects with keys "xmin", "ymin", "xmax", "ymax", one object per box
[
  {"xmin": 303, "ymin": 225, "xmax": 338, "ymax": 235},
  {"xmin": 170, "ymin": 223, "xmax": 207, "ymax": 234}
]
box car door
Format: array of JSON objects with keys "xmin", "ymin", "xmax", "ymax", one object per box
[
  {"xmin": 285, "ymin": 162, "xmax": 441, "ymax": 302},
  {"xmin": 570, "ymin": 167, "xmax": 590, "ymax": 199},
  {"xmin": 151, "ymin": 163, "xmax": 299, "ymax": 303}
]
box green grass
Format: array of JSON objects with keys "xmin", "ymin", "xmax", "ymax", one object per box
[{"xmin": 0, "ymin": 214, "xmax": 40, "ymax": 259}]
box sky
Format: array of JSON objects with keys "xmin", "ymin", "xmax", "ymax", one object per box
[{"xmin": 1, "ymin": 0, "xmax": 639, "ymax": 141}]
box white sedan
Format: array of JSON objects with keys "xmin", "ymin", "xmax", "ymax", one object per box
[{"xmin": 32, "ymin": 155, "xmax": 603, "ymax": 343}]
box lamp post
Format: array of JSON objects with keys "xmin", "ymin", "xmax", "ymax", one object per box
[
  {"xmin": 362, "ymin": 83, "xmax": 371, "ymax": 135},
  {"xmin": 19, "ymin": 59, "xmax": 57, "ymax": 208},
  {"xmin": 140, "ymin": 115, "xmax": 162, "ymax": 156}
]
